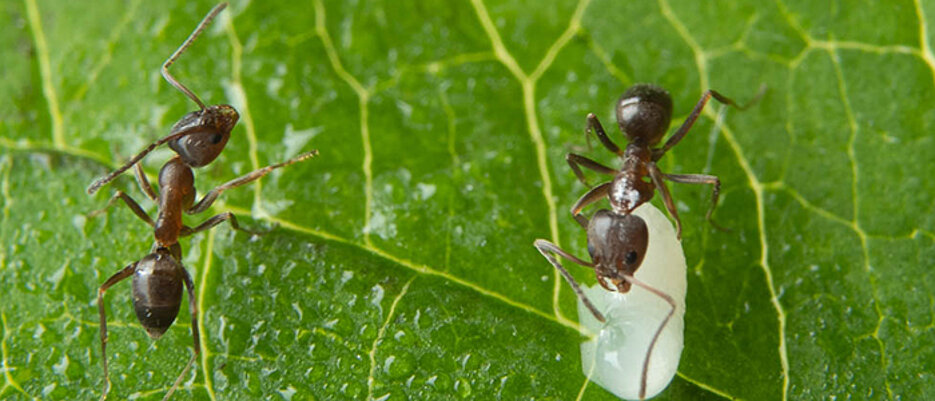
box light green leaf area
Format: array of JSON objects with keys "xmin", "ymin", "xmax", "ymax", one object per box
[{"xmin": 2, "ymin": 0, "xmax": 933, "ymax": 400}]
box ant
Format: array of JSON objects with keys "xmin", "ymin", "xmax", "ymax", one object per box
[
  {"xmin": 86, "ymin": 3, "xmax": 317, "ymax": 400},
  {"xmin": 535, "ymin": 84, "xmax": 762, "ymax": 399},
  {"xmin": 566, "ymin": 84, "xmax": 761, "ymax": 238}
]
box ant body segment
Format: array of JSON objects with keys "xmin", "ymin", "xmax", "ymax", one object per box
[
  {"xmin": 88, "ymin": 4, "xmax": 317, "ymax": 400},
  {"xmin": 536, "ymin": 84, "xmax": 761, "ymax": 399}
]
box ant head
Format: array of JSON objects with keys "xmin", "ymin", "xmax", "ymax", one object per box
[
  {"xmin": 167, "ymin": 104, "xmax": 239, "ymax": 167},
  {"xmin": 586, "ymin": 209, "xmax": 649, "ymax": 293},
  {"xmin": 132, "ymin": 247, "xmax": 184, "ymax": 339},
  {"xmin": 615, "ymin": 84, "xmax": 673, "ymax": 146}
]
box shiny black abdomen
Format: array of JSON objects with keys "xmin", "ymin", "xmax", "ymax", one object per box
[{"xmin": 132, "ymin": 252, "xmax": 184, "ymax": 339}]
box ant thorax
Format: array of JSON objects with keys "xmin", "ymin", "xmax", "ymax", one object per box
[{"xmin": 609, "ymin": 144, "xmax": 654, "ymax": 214}]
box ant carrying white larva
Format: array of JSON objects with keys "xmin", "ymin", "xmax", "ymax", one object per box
[
  {"xmin": 536, "ymin": 84, "xmax": 761, "ymax": 399},
  {"xmin": 87, "ymin": 3, "xmax": 317, "ymax": 400}
]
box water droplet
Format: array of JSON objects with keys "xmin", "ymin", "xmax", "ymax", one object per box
[
  {"xmin": 385, "ymin": 351, "xmax": 414, "ymax": 378},
  {"xmin": 416, "ymin": 183, "xmax": 436, "ymax": 200},
  {"xmin": 277, "ymin": 386, "xmax": 297, "ymax": 400},
  {"xmin": 455, "ymin": 378, "xmax": 472, "ymax": 398}
]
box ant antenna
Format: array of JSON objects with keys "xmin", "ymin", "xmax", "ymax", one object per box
[
  {"xmin": 86, "ymin": 130, "xmax": 190, "ymax": 195},
  {"xmin": 161, "ymin": 2, "xmax": 228, "ymax": 111}
]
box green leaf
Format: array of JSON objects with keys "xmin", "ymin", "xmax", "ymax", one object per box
[{"xmin": 2, "ymin": 0, "xmax": 933, "ymax": 400}]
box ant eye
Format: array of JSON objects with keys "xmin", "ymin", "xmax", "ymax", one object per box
[
  {"xmin": 625, "ymin": 251, "xmax": 638, "ymax": 265},
  {"xmin": 211, "ymin": 134, "xmax": 223, "ymax": 144}
]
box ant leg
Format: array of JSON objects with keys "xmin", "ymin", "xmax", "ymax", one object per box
[
  {"xmin": 98, "ymin": 262, "xmax": 138, "ymax": 401},
  {"xmin": 134, "ymin": 163, "xmax": 158, "ymax": 202},
  {"xmin": 665, "ymin": 173, "xmax": 728, "ymax": 232},
  {"xmin": 619, "ymin": 273, "xmax": 677, "ymax": 401},
  {"xmin": 585, "ymin": 113, "xmax": 623, "ymax": 156},
  {"xmin": 571, "ymin": 182, "xmax": 611, "ymax": 228},
  {"xmin": 533, "ymin": 239, "xmax": 606, "ymax": 322},
  {"xmin": 180, "ymin": 212, "xmax": 270, "ymax": 237},
  {"xmin": 188, "ymin": 151, "xmax": 318, "ymax": 214},
  {"xmin": 89, "ymin": 191, "xmax": 155, "ymax": 228},
  {"xmin": 163, "ymin": 267, "xmax": 200, "ymax": 401},
  {"xmin": 647, "ymin": 163, "xmax": 682, "ymax": 240},
  {"xmin": 653, "ymin": 86, "xmax": 766, "ymax": 161},
  {"xmin": 566, "ymin": 153, "xmax": 617, "ymax": 187}
]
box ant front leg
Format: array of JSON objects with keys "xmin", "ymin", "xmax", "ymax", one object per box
[
  {"xmin": 665, "ymin": 173, "xmax": 728, "ymax": 232},
  {"xmin": 134, "ymin": 163, "xmax": 158, "ymax": 202},
  {"xmin": 163, "ymin": 266, "xmax": 200, "ymax": 401},
  {"xmin": 533, "ymin": 239, "xmax": 606, "ymax": 322},
  {"xmin": 646, "ymin": 163, "xmax": 683, "ymax": 239},
  {"xmin": 187, "ymin": 151, "xmax": 318, "ymax": 214},
  {"xmin": 585, "ymin": 113, "xmax": 623, "ymax": 156},
  {"xmin": 88, "ymin": 191, "xmax": 155, "ymax": 228},
  {"xmin": 98, "ymin": 262, "xmax": 138, "ymax": 401},
  {"xmin": 180, "ymin": 212, "xmax": 270, "ymax": 237},
  {"xmin": 570, "ymin": 182, "xmax": 611, "ymax": 228},
  {"xmin": 618, "ymin": 273, "xmax": 677, "ymax": 401},
  {"xmin": 566, "ymin": 153, "xmax": 617, "ymax": 188}
]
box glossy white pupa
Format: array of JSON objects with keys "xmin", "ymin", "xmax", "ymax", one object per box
[{"xmin": 578, "ymin": 203, "xmax": 687, "ymax": 400}]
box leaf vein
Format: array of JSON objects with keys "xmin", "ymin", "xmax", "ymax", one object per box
[
  {"xmin": 197, "ymin": 228, "xmax": 219, "ymax": 401},
  {"xmin": 24, "ymin": 0, "xmax": 65, "ymax": 149},
  {"xmin": 312, "ymin": 0, "xmax": 374, "ymax": 246},
  {"xmin": 366, "ymin": 278, "xmax": 414, "ymax": 401},
  {"xmin": 658, "ymin": 0, "xmax": 791, "ymax": 398},
  {"xmin": 914, "ymin": 0, "xmax": 935, "ymax": 87},
  {"xmin": 71, "ymin": 0, "xmax": 143, "ymax": 102},
  {"xmin": 827, "ymin": 46, "xmax": 895, "ymax": 400},
  {"xmin": 225, "ymin": 12, "xmax": 265, "ymax": 215},
  {"xmin": 1, "ymin": 313, "xmax": 33, "ymax": 399},
  {"xmin": 223, "ymin": 204, "xmax": 584, "ymax": 334}
]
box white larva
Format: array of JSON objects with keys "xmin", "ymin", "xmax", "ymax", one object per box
[{"xmin": 578, "ymin": 203, "xmax": 687, "ymax": 400}]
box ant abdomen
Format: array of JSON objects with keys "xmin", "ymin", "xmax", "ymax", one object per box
[
  {"xmin": 615, "ymin": 84, "xmax": 673, "ymax": 146},
  {"xmin": 132, "ymin": 251, "xmax": 184, "ymax": 339},
  {"xmin": 587, "ymin": 209, "xmax": 649, "ymax": 292}
]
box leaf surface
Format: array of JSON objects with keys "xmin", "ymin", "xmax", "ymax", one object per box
[{"xmin": 1, "ymin": 0, "xmax": 933, "ymax": 400}]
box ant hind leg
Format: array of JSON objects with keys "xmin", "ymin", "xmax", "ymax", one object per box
[
  {"xmin": 98, "ymin": 262, "xmax": 138, "ymax": 401},
  {"xmin": 162, "ymin": 266, "xmax": 200, "ymax": 401},
  {"xmin": 585, "ymin": 113, "xmax": 623, "ymax": 156},
  {"xmin": 566, "ymin": 153, "xmax": 617, "ymax": 188},
  {"xmin": 180, "ymin": 212, "xmax": 274, "ymax": 238},
  {"xmin": 654, "ymin": 85, "xmax": 766, "ymax": 161}
]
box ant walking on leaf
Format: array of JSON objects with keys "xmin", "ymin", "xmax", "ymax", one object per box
[
  {"xmin": 536, "ymin": 83, "xmax": 762, "ymax": 399},
  {"xmin": 87, "ymin": 3, "xmax": 317, "ymax": 400}
]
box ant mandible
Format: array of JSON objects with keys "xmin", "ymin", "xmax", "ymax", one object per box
[
  {"xmin": 87, "ymin": 3, "xmax": 317, "ymax": 400},
  {"xmin": 535, "ymin": 84, "xmax": 761, "ymax": 399},
  {"xmin": 566, "ymin": 84, "xmax": 761, "ymax": 239}
]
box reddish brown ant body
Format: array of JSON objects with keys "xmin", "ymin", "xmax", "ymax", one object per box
[{"xmin": 88, "ymin": 4, "xmax": 316, "ymax": 400}]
